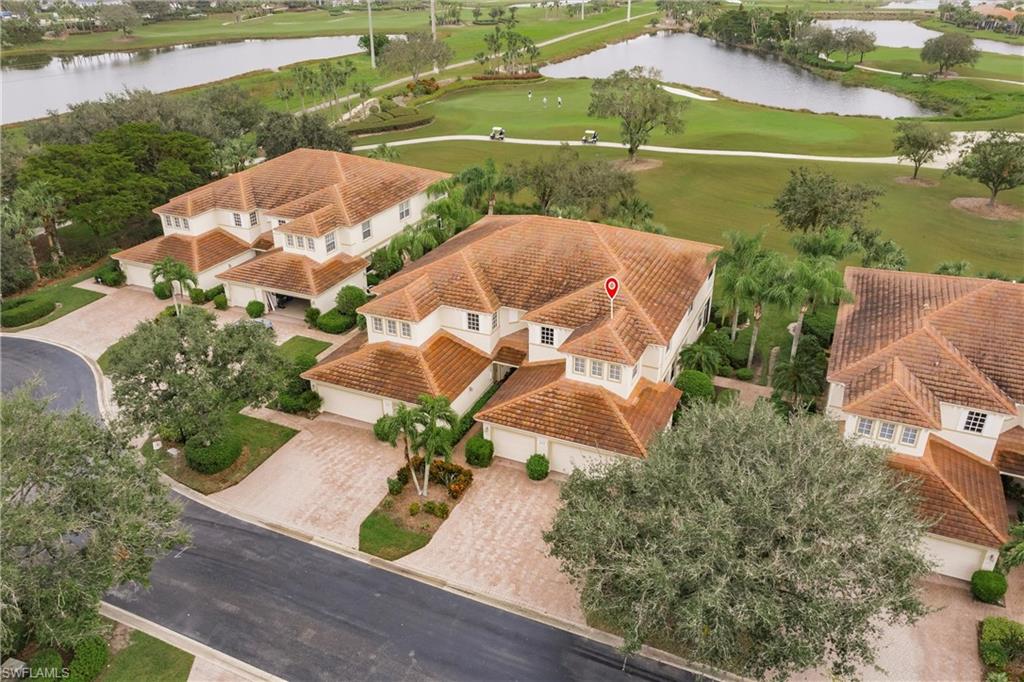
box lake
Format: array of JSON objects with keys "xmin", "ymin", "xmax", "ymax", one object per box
[
  {"xmin": 818, "ymin": 18, "xmax": 1024, "ymax": 56},
  {"xmin": 1, "ymin": 35, "xmax": 365, "ymax": 124},
  {"xmin": 541, "ymin": 32, "xmax": 934, "ymax": 118}
]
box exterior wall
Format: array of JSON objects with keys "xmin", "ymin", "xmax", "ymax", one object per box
[
  {"xmin": 119, "ymin": 251, "xmax": 254, "ymax": 294},
  {"xmin": 837, "ymin": 409, "xmax": 930, "ymax": 457},
  {"xmin": 451, "ymin": 366, "xmax": 494, "ymax": 415},
  {"xmin": 312, "ymin": 382, "xmax": 387, "ymax": 423},
  {"xmin": 225, "ymin": 282, "xmax": 258, "ymax": 309},
  {"xmin": 564, "ymin": 354, "xmax": 638, "ymax": 399},
  {"xmin": 664, "ymin": 269, "xmax": 715, "ymax": 380},
  {"xmin": 122, "ymin": 262, "xmax": 154, "ymax": 288},
  {"xmin": 311, "ymin": 269, "xmax": 368, "ymax": 312},
  {"xmin": 527, "ymin": 323, "xmax": 572, "ymax": 362},
  {"xmin": 936, "ymin": 403, "xmax": 1009, "ymax": 462},
  {"xmin": 922, "ymin": 534, "xmax": 999, "ymax": 581},
  {"xmin": 338, "ymin": 190, "xmax": 431, "ymax": 257},
  {"xmin": 482, "ymin": 422, "xmax": 622, "ymax": 474}
]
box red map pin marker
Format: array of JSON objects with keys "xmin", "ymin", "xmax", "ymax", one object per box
[{"xmin": 605, "ymin": 276, "xmax": 619, "ymax": 300}]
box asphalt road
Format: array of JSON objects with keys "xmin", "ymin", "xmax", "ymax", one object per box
[
  {"xmin": 0, "ymin": 336, "xmax": 100, "ymax": 416},
  {"xmin": 5, "ymin": 334, "xmax": 697, "ymax": 681}
]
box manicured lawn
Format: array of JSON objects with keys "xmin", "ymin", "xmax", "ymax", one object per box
[
  {"xmin": 860, "ymin": 45, "xmax": 1024, "ymax": 82},
  {"xmin": 277, "ymin": 335, "xmax": 331, "ymax": 362},
  {"xmin": 1, "ymin": 266, "xmax": 105, "ymax": 331},
  {"xmin": 97, "ymin": 631, "xmax": 193, "ymax": 682},
  {"xmin": 375, "ymin": 141, "xmax": 1024, "ymax": 274},
  {"xmin": 917, "ymin": 18, "xmax": 1024, "ymax": 46},
  {"xmin": 841, "ymin": 68, "xmax": 1024, "ymax": 119},
  {"xmin": 152, "ymin": 411, "xmax": 297, "ymax": 494},
  {"xmin": 359, "ymin": 511, "xmax": 431, "ymax": 560}
]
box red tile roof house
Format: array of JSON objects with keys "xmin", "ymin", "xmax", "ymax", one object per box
[
  {"xmin": 303, "ymin": 214, "xmax": 719, "ymax": 474},
  {"xmin": 113, "ymin": 149, "xmax": 448, "ymax": 314},
  {"xmin": 826, "ymin": 267, "xmax": 1023, "ymax": 580}
]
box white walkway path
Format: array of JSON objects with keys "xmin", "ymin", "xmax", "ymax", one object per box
[{"xmin": 854, "ymin": 63, "xmax": 1023, "ymax": 86}]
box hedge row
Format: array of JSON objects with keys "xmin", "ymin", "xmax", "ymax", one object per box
[
  {"xmin": 0, "ymin": 296, "xmax": 56, "ymax": 328},
  {"xmin": 472, "ymin": 72, "xmax": 542, "ymax": 81},
  {"xmin": 799, "ymin": 54, "xmax": 855, "ymax": 72},
  {"xmin": 345, "ymin": 111, "xmax": 435, "ymax": 135}
]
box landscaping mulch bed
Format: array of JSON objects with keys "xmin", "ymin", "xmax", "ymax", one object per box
[{"xmin": 951, "ymin": 197, "xmax": 1024, "ymax": 222}]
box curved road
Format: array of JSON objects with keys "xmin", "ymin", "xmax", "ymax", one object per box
[{"xmin": 2, "ymin": 337, "xmax": 696, "ymax": 681}]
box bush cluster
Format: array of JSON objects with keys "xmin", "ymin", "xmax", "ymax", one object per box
[
  {"xmin": 395, "ymin": 456, "xmax": 474, "ymax": 499},
  {"xmin": 408, "ymin": 502, "xmax": 420, "ymax": 516},
  {"xmin": 405, "ymin": 77, "xmax": 440, "ymax": 95},
  {"xmin": 972, "ymin": 570, "xmax": 1009, "ymax": 604},
  {"xmin": 277, "ymin": 352, "xmax": 321, "ymax": 415},
  {"xmin": 316, "ymin": 308, "xmax": 355, "ymax": 334},
  {"xmin": 29, "ymin": 649, "xmax": 63, "ymax": 678},
  {"xmin": 373, "ymin": 415, "xmax": 392, "ymax": 442},
  {"xmin": 471, "ymin": 72, "xmax": 542, "ymax": 81},
  {"xmin": 526, "ymin": 454, "xmax": 549, "ymax": 481},
  {"xmin": 675, "ymin": 369, "xmax": 714, "ymax": 406},
  {"xmin": 213, "ymin": 293, "xmax": 228, "ymax": 310},
  {"xmin": 449, "ymin": 383, "xmax": 502, "ymax": 444},
  {"xmin": 387, "ymin": 477, "xmax": 403, "ymax": 495},
  {"xmin": 0, "ymin": 297, "xmax": 56, "ymax": 328},
  {"xmin": 335, "ymin": 285, "xmax": 367, "ymax": 315},
  {"xmin": 188, "ymin": 287, "xmax": 206, "ymax": 305},
  {"xmin": 465, "ymin": 435, "xmax": 494, "ymax": 467},
  {"xmin": 800, "ymin": 54, "xmax": 854, "ymax": 71},
  {"xmin": 96, "ymin": 263, "xmax": 126, "ymax": 287},
  {"xmin": 68, "ymin": 636, "xmax": 109, "ymax": 682},
  {"xmin": 423, "ymin": 500, "xmax": 450, "ymax": 519},
  {"xmin": 204, "ymin": 284, "xmax": 224, "ymax": 300},
  {"xmin": 736, "ymin": 367, "xmax": 754, "ymax": 381},
  {"xmin": 979, "ymin": 616, "xmax": 1024, "ymax": 672},
  {"xmin": 185, "ymin": 433, "xmax": 243, "ymax": 474},
  {"xmin": 246, "ymin": 300, "xmax": 265, "ymax": 318},
  {"xmin": 345, "ymin": 101, "xmax": 434, "ymax": 135},
  {"xmin": 152, "ymin": 281, "xmax": 172, "ymax": 299},
  {"xmin": 305, "ymin": 306, "xmax": 321, "ymax": 327}
]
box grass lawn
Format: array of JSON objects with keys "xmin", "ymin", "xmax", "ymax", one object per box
[
  {"xmin": 375, "ymin": 141, "xmax": 1024, "ymax": 275},
  {"xmin": 359, "ymin": 511, "xmax": 431, "ymax": 560},
  {"xmin": 917, "ymin": 18, "xmax": 1024, "ymax": 46},
  {"xmin": 97, "ymin": 630, "xmax": 193, "ymax": 682},
  {"xmin": 151, "ymin": 411, "xmax": 297, "ymax": 494},
  {"xmin": 860, "ymin": 45, "xmax": 1024, "ymax": 82},
  {"xmin": 277, "ymin": 335, "xmax": 331, "ymax": 362},
  {"xmin": 1, "ymin": 265, "xmax": 105, "ymax": 331}
]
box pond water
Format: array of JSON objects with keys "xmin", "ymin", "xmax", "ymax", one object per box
[
  {"xmin": 818, "ymin": 18, "xmax": 1024, "ymax": 56},
  {"xmin": 541, "ymin": 31, "xmax": 935, "ymax": 118},
  {"xmin": 1, "ymin": 35, "xmax": 365, "ymax": 124}
]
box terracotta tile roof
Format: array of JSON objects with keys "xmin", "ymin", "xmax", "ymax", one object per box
[
  {"xmin": 302, "ymin": 331, "xmax": 492, "ymax": 404},
  {"xmin": 995, "ymin": 426, "xmax": 1024, "ymax": 478},
  {"xmin": 216, "ymin": 248, "xmax": 366, "ymax": 298},
  {"xmin": 252, "ymin": 234, "xmax": 275, "ymax": 251},
  {"xmin": 156, "ymin": 149, "xmax": 448, "ymax": 229},
  {"xmin": 829, "ymin": 268, "xmax": 1023, "ymax": 420},
  {"xmin": 361, "ymin": 215, "xmax": 717, "ymax": 362},
  {"xmin": 493, "ymin": 328, "xmax": 528, "ymax": 366},
  {"xmin": 475, "ymin": 361, "xmax": 681, "ymax": 458},
  {"xmin": 558, "ymin": 304, "xmax": 656, "ymax": 364},
  {"xmin": 889, "ymin": 437, "xmax": 1009, "ymax": 548},
  {"xmin": 112, "ymin": 229, "xmax": 251, "ymax": 273}
]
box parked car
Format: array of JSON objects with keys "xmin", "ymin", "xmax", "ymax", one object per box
[{"xmin": 489, "ymin": 126, "xmax": 506, "ymax": 141}]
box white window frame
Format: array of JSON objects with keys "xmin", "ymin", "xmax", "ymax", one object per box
[
  {"xmin": 877, "ymin": 422, "xmax": 897, "ymax": 442},
  {"xmin": 540, "ymin": 326, "xmax": 554, "ymax": 346},
  {"xmin": 963, "ymin": 410, "xmax": 987, "ymax": 434},
  {"xmin": 590, "ymin": 360, "xmax": 604, "ymax": 379},
  {"xmin": 163, "ymin": 215, "xmax": 171, "ymax": 227},
  {"xmin": 400, "ymin": 321, "xmax": 412, "ymax": 338},
  {"xmin": 899, "ymin": 426, "xmax": 920, "ymax": 446},
  {"xmin": 325, "ymin": 232, "xmax": 336, "ymax": 253},
  {"xmin": 609, "ymin": 364, "xmax": 622, "ymax": 382},
  {"xmin": 361, "ymin": 220, "xmax": 372, "ymax": 240},
  {"xmin": 182, "ymin": 218, "xmax": 190, "ymax": 231},
  {"xmin": 386, "ymin": 319, "xmax": 397, "ymax": 336},
  {"xmin": 467, "ymin": 312, "xmax": 480, "ymax": 332},
  {"xmin": 491, "ymin": 312, "xmax": 498, "ymax": 331},
  {"xmin": 372, "ymin": 317, "xmax": 383, "ymax": 333},
  {"xmin": 286, "ymin": 234, "xmax": 294, "ymax": 247},
  {"xmin": 856, "ymin": 417, "xmax": 875, "ymax": 437},
  {"xmin": 233, "ymin": 212, "xmax": 242, "ymax": 227},
  {"xmin": 249, "ymin": 211, "xmax": 258, "ymax": 227},
  {"xmin": 572, "ymin": 357, "xmax": 586, "ymax": 375},
  {"xmin": 173, "ymin": 216, "xmax": 181, "ymax": 229},
  {"xmin": 399, "ymin": 200, "xmax": 411, "ymax": 220}
]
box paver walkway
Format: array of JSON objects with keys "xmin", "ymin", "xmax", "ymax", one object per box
[{"xmin": 712, "ymin": 375, "xmax": 772, "ymax": 405}]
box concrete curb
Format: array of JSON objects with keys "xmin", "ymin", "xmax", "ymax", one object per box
[
  {"xmin": 165, "ymin": 478, "xmax": 740, "ymax": 682},
  {"xmin": 99, "ymin": 603, "xmax": 285, "ymax": 682}
]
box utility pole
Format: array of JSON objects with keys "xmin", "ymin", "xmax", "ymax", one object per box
[
  {"xmin": 367, "ymin": 0, "xmax": 376, "ymax": 69},
  {"xmin": 430, "ymin": 0, "xmax": 437, "ymax": 41},
  {"xmin": 627, "ymin": 0, "xmax": 632, "ymax": 21},
  {"xmin": 581, "ymin": 0, "xmax": 585, "ymax": 20}
]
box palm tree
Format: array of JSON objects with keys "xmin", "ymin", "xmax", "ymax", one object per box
[
  {"xmin": 709, "ymin": 231, "xmax": 768, "ymax": 342},
  {"xmin": 216, "ymin": 137, "xmax": 258, "ymax": 175},
  {"xmin": 790, "ymin": 228, "xmax": 859, "ymax": 261},
  {"xmin": 743, "ymin": 252, "xmax": 788, "ymax": 369},
  {"xmin": 151, "ymin": 257, "xmax": 197, "ymax": 315},
  {"xmin": 454, "ymin": 159, "xmax": 516, "ymax": 215},
  {"xmin": 933, "ymin": 260, "xmax": 970, "ymax": 276},
  {"xmin": 782, "ymin": 256, "xmax": 853, "ymax": 360},
  {"xmin": 14, "ymin": 182, "xmax": 65, "ymax": 264},
  {"xmin": 3, "ymin": 199, "xmax": 41, "ymax": 281},
  {"xmin": 368, "ymin": 144, "xmax": 400, "ymax": 161},
  {"xmin": 772, "ymin": 353, "xmax": 826, "ymax": 405},
  {"xmin": 998, "ymin": 523, "xmax": 1024, "ymax": 574},
  {"xmin": 415, "ymin": 395, "xmax": 459, "ymax": 497},
  {"xmin": 612, "ymin": 197, "xmax": 655, "ymax": 229},
  {"xmin": 377, "ymin": 403, "xmax": 425, "ymax": 495},
  {"xmin": 679, "ymin": 342, "xmax": 722, "ymax": 376}
]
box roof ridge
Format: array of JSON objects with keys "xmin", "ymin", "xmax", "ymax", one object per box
[
  {"xmin": 923, "ymin": 436, "xmax": 1008, "ymax": 544},
  {"xmin": 458, "ymin": 251, "xmax": 497, "ymax": 310},
  {"xmin": 890, "ymin": 359, "xmax": 943, "ymax": 428},
  {"xmin": 921, "ymin": 324, "xmax": 1017, "ymax": 414},
  {"xmin": 617, "ymin": 282, "xmax": 668, "ymax": 346},
  {"xmin": 475, "ymin": 363, "xmax": 564, "ymax": 416},
  {"xmin": 597, "ymin": 384, "xmax": 648, "ymax": 456}
]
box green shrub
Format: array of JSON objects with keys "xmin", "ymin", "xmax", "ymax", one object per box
[
  {"xmin": 96, "ymin": 264, "xmax": 126, "ymax": 287},
  {"xmin": 396, "ymin": 456, "xmax": 473, "ymax": 498},
  {"xmin": 675, "ymin": 369, "xmax": 714, "ymax": 405},
  {"xmin": 979, "ymin": 617, "xmax": 1024, "ymax": 671},
  {"xmin": 985, "ymin": 672, "xmax": 1011, "ymax": 682},
  {"xmin": 213, "ymin": 293, "xmax": 228, "ymax": 310},
  {"xmin": 344, "ymin": 108, "xmax": 434, "ymax": 135},
  {"xmin": 718, "ymin": 365, "xmax": 735, "ymax": 378},
  {"xmin": 316, "ymin": 309, "xmax": 355, "ymax": 334},
  {"xmin": 803, "ymin": 307, "xmax": 837, "ymax": 346},
  {"xmin": 188, "ymin": 287, "xmax": 206, "ymax": 304},
  {"xmin": 423, "ymin": 500, "xmax": 450, "ymax": 519},
  {"xmin": 526, "ymin": 454, "xmax": 549, "ymax": 481},
  {"xmin": 68, "ymin": 636, "xmax": 109, "ymax": 682},
  {"xmin": 335, "ymin": 285, "xmax": 368, "ymax": 315},
  {"xmin": 367, "ymin": 273, "xmax": 381, "ymax": 286},
  {"xmin": 305, "ymin": 306, "xmax": 321, "ymax": 327},
  {"xmin": 700, "ymin": 328, "xmax": 733, "ymax": 359},
  {"xmin": 246, "ymin": 300, "xmax": 265, "ymax": 318},
  {"xmin": 373, "ymin": 415, "xmax": 392, "ymax": 442},
  {"xmin": 387, "ymin": 477, "xmax": 404, "ymax": 495},
  {"xmin": 204, "ymin": 284, "xmax": 224, "ymax": 300},
  {"xmin": 153, "ymin": 281, "xmax": 173, "ymax": 299},
  {"xmin": 185, "ymin": 433, "xmax": 243, "ymax": 474},
  {"xmin": 465, "ymin": 434, "xmax": 494, "ymax": 467},
  {"xmin": 736, "ymin": 367, "xmax": 754, "ymax": 381},
  {"xmin": 276, "ymin": 390, "xmax": 321, "ymax": 414},
  {"xmin": 29, "ymin": 648, "xmax": 64, "ymax": 678},
  {"xmin": 0, "ymin": 297, "xmax": 56, "ymax": 328},
  {"xmin": 409, "ymin": 502, "xmax": 421, "ymax": 516},
  {"xmin": 972, "ymin": 570, "xmax": 1009, "ymax": 604}
]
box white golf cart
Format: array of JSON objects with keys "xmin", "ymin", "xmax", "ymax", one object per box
[
  {"xmin": 581, "ymin": 129, "xmax": 599, "ymax": 144},
  {"xmin": 489, "ymin": 126, "xmax": 506, "ymax": 141}
]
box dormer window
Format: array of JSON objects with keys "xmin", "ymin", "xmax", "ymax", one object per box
[
  {"xmin": 540, "ymin": 326, "xmax": 554, "ymax": 346},
  {"xmin": 877, "ymin": 422, "xmax": 896, "ymax": 441},
  {"xmin": 163, "ymin": 215, "xmax": 171, "ymax": 227},
  {"xmin": 963, "ymin": 411, "xmax": 987, "ymax": 433},
  {"xmin": 249, "ymin": 211, "xmax": 258, "ymax": 226},
  {"xmin": 386, "ymin": 319, "xmax": 397, "ymax": 336},
  {"xmin": 467, "ymin": 312, "xmax": 480, "ymax": 332},
  {"xmin": 573, "ymin": 357, "xmax": 585, "ymax": 375},
  {"xmin": 286, "ymin": 234, "xmax": 295, "ymax": 247},
  {"xmin": 182, "ymin": 218, "xmax": 189, "ymax": 231},
  {"xmin": 609, "ymin": 364, "xmax": 622, "ymax": 382},
  {"xmin": 173, "ymin": 217, "xmax": 181, "ymax": 229},
  {"xmin": 325, "ymin": 232, "xmax": 336, "ymax": 253},
  {"xmin": 900, "ymin": 426, "xmax": 920, "ymax": 446},
  {"xmin": 856, "ymin": 417, "xmax": 875, "ymax": 437},
  {"xmin": 400, "ymin": 322, "xmax": 411, "ymax": 338},
  {"xmin": 233, "ymin": 212, "xmax": 242, "ymax": 227},
  {"xmin": 362, "ymin": 220, "xmax": 372, "ymax": 240},
  {"xmin": 306, "ymin": 237, "xmax": 315, "ymax": 250},
  {"xmin": 399, "ymin": 200, "xmax": 411, "ymax": 220},
  {"xmin": 372, "ymin": 317, "xmax": 383, "ymax": 333},
  {"xmin": 491, "ymin": 312, "xmax": 498, "ymax": 331},
  {"xmin": 590, "ymin": 360, "xmax": 604, "ymax": 378}
]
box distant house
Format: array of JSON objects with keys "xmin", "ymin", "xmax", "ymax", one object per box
[
  {"xmin": 304, "ymin": 215, "xmax": 718, "ymax": 473},
  {"xmin": 113, "ymin": 149, "xmax": 448, "ymax": 312},
  {"xmin": 826, "ymin": 267, "xmax": 1023, "ymax": 580}
]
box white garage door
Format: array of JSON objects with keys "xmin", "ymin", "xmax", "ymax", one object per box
[
  {"xmin": 550, "ymin": 442, "xmax": 616, "ymax": 475},
  {"xmin": 491, "ymin": 427, "xmax": 537, "ymax": 465},
  {"xmin": 228, "ymin": 284, "xmax": 257, "ymax": 309},
  {"xmin": 923, "ymin": 535, "xmax": 989, "ymax": 581},
  {"xmin": 315, "ymin": 383, "xmax": 385, "ymax": 424},
  {"xmin": 122, "ymin": 263, "xmax": 152, "ymax": 288}
]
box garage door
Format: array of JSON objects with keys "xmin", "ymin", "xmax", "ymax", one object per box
[
  {"xmin": 122, "ymin": 263, "xmax": 152, "ymax": 288},
  {"xmin": 315, "ymin": 383, "xmax": 385, "ymax": 424},
  {"xmin": 550, "ymin": 441, "xmax": 616, "ymax": 475},
  {"xmin": 923, "ymin": 535, "xmax": 989, "ymax": 581},
  {"xmin": 228, "ymin": 284, "xmax": 257, "ymax": 309},
  {"xmin": 490, "ymin": 427, "xmax": 536, "ymax": 464}
]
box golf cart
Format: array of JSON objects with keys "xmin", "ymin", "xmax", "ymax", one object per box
[
  {"xmin": 489, "ymin": 126, "xmax": 506, "ymax": 141},
  {"xmin": 581, "ymin": 129, "xmax": 599, "ymax": 144}
]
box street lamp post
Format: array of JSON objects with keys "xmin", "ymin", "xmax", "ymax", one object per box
[{"xmin": 367, "ymin": 0, "xmax": 376, "ymax": 69}]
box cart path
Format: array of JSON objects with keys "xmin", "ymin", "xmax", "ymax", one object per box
[
  {"xmin": 299, "ymin": 11, "xmax": 658, "ymax": 115},
  {"xmin": 353, "ymin": 134, "xmax": 944, "ymax": 167},
  {"xmin": 853, "ymin": 63, "xmax": 1023, "ymax": 86}
]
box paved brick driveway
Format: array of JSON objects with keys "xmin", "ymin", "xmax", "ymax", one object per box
[
  {"xmin": 397, "ymin": 458, "xmax": 585, "ymax": 625},
  {"xmin": 211, "ymin": 410, "xmax": 405, "ymax": 548}
]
